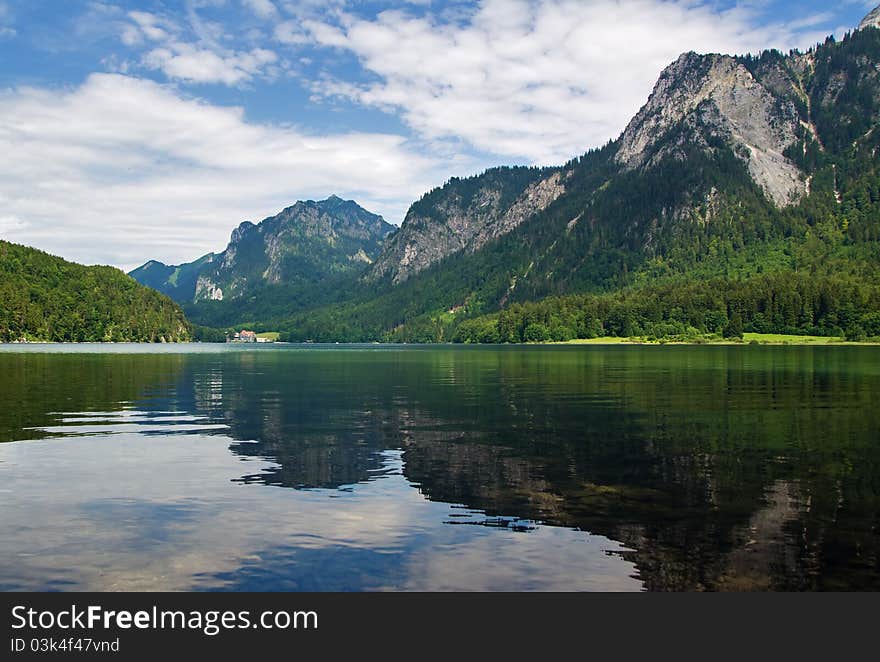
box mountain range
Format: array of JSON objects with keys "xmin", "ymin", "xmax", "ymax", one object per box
[
  {"xmin": 122, "ymin": 6, "xmax": 880, "ymax": 343},
  {"xmin": 131, "ymin": 195, "xmax": 394, "ymax": 304}
]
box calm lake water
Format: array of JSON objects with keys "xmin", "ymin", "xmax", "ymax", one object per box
[{"xmin": 1, "ymin": 343, "xmax": 878, "ymax": 591}]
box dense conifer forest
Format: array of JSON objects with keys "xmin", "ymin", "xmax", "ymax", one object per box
[{"xmin": 0, "ymin": 241, "xmax": 191, "ymax": 342}]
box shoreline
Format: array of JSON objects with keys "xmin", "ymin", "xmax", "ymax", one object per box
[
  {"xmin": 3, "ymin": 336, "xmax": 880, "ymax": 349},
  {"xmin": 554, "ymin": 333, "xmax": 880, "ymax": 346}
]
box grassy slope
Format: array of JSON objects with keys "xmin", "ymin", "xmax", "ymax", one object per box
[{"xmin": 558, "ymin": 333, "xmax": 880, "ymax": 345}]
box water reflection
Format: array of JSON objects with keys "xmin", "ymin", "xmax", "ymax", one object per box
[
  {"xmin": 1, "ymin": 345, "xmax": 878, "ymax": 591},
  {"xmin": 31, "ymin": 409, "xmax": 228, "ymax": 437},
  {"xmin": 0, "ymin": 436, "xmax": 639, "ymax": 591}
]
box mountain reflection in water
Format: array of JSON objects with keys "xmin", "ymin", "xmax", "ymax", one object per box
[{"xmin": 0, "ymin": 345, "xmax": 878, "ymax": 591}]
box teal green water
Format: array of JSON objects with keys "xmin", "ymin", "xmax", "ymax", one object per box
[{"xmin": 1, "ymin": 343, "xmax": 878, "ymax": 591}]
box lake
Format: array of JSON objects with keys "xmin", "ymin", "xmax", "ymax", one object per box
[{"xmin": 1, "ymin": 343, "xmax": 878, "ymax": 591}]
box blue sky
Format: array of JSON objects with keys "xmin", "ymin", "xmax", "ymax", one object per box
[{"xmin": 0, "ymin": 0, "xmax": 875, "ymax": 268}]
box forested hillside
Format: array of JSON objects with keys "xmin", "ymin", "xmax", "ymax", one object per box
[
  {"xmin": 128, "ymin": 24, "xmax": 880, "ymax": 344},
  {"xmin": 0, "ymin": 241, "xmax": 191, "ymax": 342},
  {"xmin": 271, "ymin": 28, "xmax": 880, "ymax": 343}
]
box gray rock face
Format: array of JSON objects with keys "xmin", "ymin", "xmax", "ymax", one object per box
[
  {"xmin": 194, "ymin": 275, "xmax": 223, "ymax": 301},
  {"xmin": 133, "ymin": 196, "xmax": 393, "ymax": 303},
  {"xmin": 616, "ymin": 52, "xmax": 804, "ymax": 207},
  {"xmin": 369, "ymin": 170, "xmax": 565, "ymax": 284},
  {"xmin": 860, "ymin": 5, "xmax": 880, "ymax": 31},
  {"xmin": 193, "ymin": 196, "xmax": 394, "ymax": 301}
]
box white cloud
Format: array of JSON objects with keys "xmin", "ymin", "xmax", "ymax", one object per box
[
  {"xmin": 0, "ymin": 74, "xmax": 442, "ymax": 269},
  {"xmin": 0, "ymin": 215, "xmax": 27, "ymax": 233},
  {"xmin": 274, "ymin": 19, "xmax": 310, "ymax": 45},
  {"xmin": 278, "ymin": 0, "xmax": 349, "ymax": 18},
  {"xmin": 122, "ymin": 9, "xmax": 282, "ymax": 86},
  {"xmin": 143, "ymin": 43, "xmax": 279, "ymax": 85},
  {"xmin": 242, "ymin": 0, "xmax": 279, "ymax": 20},
  {"xmin": 120, "ymin": 24, "xmax": 142, "ymax": 46},
  {"xmin": 303, "ymin": 0, "xmax": 842, "ymax": 164},
  {"xmin": 129, "ymin": 10, "xmax": 174, "ymax": 42}
]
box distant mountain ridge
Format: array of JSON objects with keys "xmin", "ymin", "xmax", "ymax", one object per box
[
  {"xmin": 131, "ymin": 6, "xmax": 880, "ymax": 342},
  {"xmin": 282, "ymin": 13, "xmax": 880, "ymax": 342},
  {"xmin": 130, "ymin": 253, "xmax": 216, "ymax": 304},
  {"xmin": 360, "ymin": 32, "xmax": 845, "ymax": 291},
  {"xmin": 363, "ymin": 23, "xmax": 878, "ymax": 291},
  {"xmin": 131, "ymin": 195, "xmax": 394, "ymax": 304}
]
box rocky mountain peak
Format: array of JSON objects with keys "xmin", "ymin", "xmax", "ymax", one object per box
[
  {"xmin": 367, "ymin": 167, "xmax": 564, "ymax": 284},
  {"xmin": 860, "ymin": 5, "xmax": 880, "ymax": 31},
  {"xmin": 231, "ymin": 220, "xmax": 256, "ymax": 244},
  {"xmin": 616, "ymin": 50, "xmax": 803, "ymax": 208},
  {"xmin": 132, "ymin": 196, "xmax": 393, "ymax": 303},
  {"xmin": 316, "ymin": 194, "xmax": 380, "ymax": 222},
  {"xmin": 320, "ymin": 194, "xmax": 345, "ymax": 207}
]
